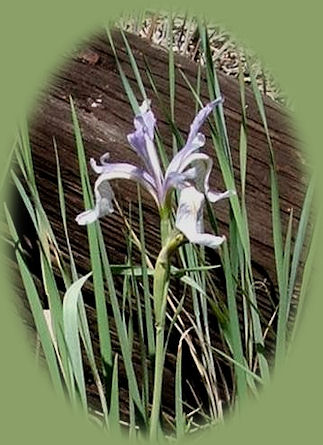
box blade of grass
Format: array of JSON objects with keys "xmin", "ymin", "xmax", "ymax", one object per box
[
  {"xmin": 167, "ymin": 12, "xmax": 177, "ymax": 157},
  {"xmin": 276, "ymin": 208, "xmax": 293, "ymax": 363},
  {"xmin": 106, "ymin": 28, "xmax": 139, "ymax": 113},
  {"xmin": 70, "ymin": 99, "xmax": 145, "ymax": 421},
  {"xmin": 175, "ymin": 336, "xmax": 185, "ymax": 440},
  {"xmin": 290, "ymin": 216, "xmax": 319, "ymax": 344},
  {"xmin": 137, "ymin": 185, "xmax": 155, "ymax": 356},
  {"xmin": 120, "ymin": 29, "xmax": 147, "ymax": 102},
  {"xmin": 71, "ymin": 97, "xmax": 113, "ymax": 377},
  {"xmin": 109, "ymin": 354, "xmax": 120, "ymax": 434},
  {"xmin": 55, "ymin": 140, "xmax": 110, "ymax": 426},
  {"xmin": 222, "ymin": 241, "xmax": 248, "ymax": 404},
  {"xmin": 63, "ymin": 272, "xmax": 92, "ymax": 410},
  {"xmin": 181, "ymin": 67, "xmax": 269, "ymax": 381},
  {"xmin": 1, "ymin": 138, "xmax": 17, "ymax": 192},
  {"xmin": 287, "ymin": 176, "xmax": 315, "ymax": 314},
  {"xmin": 4, "ymin": 204, "xmax": 64, "ymax": 397}
]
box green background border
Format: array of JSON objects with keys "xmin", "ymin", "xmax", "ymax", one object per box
[{"xmin": 0, "ymin": 1, "xmax": 322, "ymax": 444}]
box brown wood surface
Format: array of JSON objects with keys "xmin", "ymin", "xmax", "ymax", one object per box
[{"xmin": 10, "ymin": 29, "xmax": 306, "ymax": 424}]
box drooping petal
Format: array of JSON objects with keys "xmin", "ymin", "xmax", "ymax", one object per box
[
  {"xmin": 165, "ymin": 150, "xmax": 236, "ymax": 204},
  {"xmin": 179, "ymin": 152, "xmax": 236, "ymax": 202},
  {"xmin": 162, "ymin": 152, "xmax": 214, "ymax": 202},
  {"xmin": 165, "ymin": 97, "xmax": 223, "ymax": 177},
  {"xmin": 207, "ymin": 189, "xmax": 235, "ymax": 203},
  {"xmin": 162, "ymin": 167, "xmax": 196, "ymax": 195},
  {"xmin": 75, "ymin": 177, "xmax": 115, "ymax": 225},
  {"xmin": 175, "ymin": 186, "xmax": 226, "ymax": 249},
  {"xmin": 89, "ymin": 157, "xmax": 156, "ymax": 191},
  {"xmin": 76, "ymin": 163, "xmax": 160, "ymax": 226},
  {"xmin": 174, "ymin": 152, "xmax": 212, "ymax": 193}
]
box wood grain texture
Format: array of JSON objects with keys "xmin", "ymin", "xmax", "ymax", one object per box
[{"xmin": 11, "ymin": 29, "xmax": 307, "ymax": 423}]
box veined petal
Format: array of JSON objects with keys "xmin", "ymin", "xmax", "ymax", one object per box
[
  {"xmin": 76, "ymin": 163, "xmax": 160, "ymax": 226},
  {"xmin": 170, "ymin": 151, "xmax": 236, "ymax": 203},
  {"xmin": 164, "ymin": 152, "xmax": 212, "ymax": 201},
  {"xmin": 165, "ymin": 97, "xmax": 223, "ymax": 178},
  {"xmin": 135, "ymin": 99, "xmax": 156, "ymax": 140},
  {"xmin": 175, "ymin": 186, "xmax": 225, "ymax": 249},
  {"xmin": 127, "ymin": 100, "xmax": 163, "ymax": 192},
  {"xmin": 127, "ymin": 128, "xmax": 149, "ymax": 167},
  {"xmin": 143, "ymin": 132, "xmax": 164, "ymax": 197},
  {"xmin": 176, "ymin": 152, "xmax": 211, "ymax": 189},
  {"xmin": 161, "ymin": 167, "xmax": 197, "ymax": 207},
  {"xmin": 89, "ymin": 159, "xmax": 156, "ymax": 189},
  {"xmin": 187, "ymin": 97, "xmax": 223, "ymax": 147}
]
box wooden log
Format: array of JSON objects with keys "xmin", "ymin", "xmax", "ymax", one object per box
[{"xmin": 11, "ymin": 29, "xmax": 306, "ymax": 425}]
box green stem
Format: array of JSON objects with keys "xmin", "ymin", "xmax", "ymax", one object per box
[
  {"xmin": 149, "ymin": 227, "xmax": 184, "ymax": 441},
  {"xmin": 149, "ymin": 321, "xmax": 165, "ymax": 441},
  {"xmin": 159, "ymin": 205, "xmax": 171, "ymax": 246}
]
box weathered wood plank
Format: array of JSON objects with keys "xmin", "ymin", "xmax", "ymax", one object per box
[{"xmin": 11, "ymin": 29, "xmax": 306, "ymax": 423}]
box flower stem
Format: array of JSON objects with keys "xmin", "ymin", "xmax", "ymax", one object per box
[
  {"xmin": 149, "ymin": 229, "xmax": 184, "ymax": 441},
  {"xmin": 149, "ymin": 321, "xmax": 165, "ymax": 441},
  {"xmin": 159, "ymin": 206, "xmax": 171, "ymax": 246}
]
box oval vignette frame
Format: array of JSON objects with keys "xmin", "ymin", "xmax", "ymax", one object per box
[{"xmin": 0, "ymin": 1, "xmax": 322, "ymax": 445}]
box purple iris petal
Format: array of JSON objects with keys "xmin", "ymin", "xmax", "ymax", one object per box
[
  {"xmin": 76, "ymin": 97, "xmax": 232, "ymax": 230},
  {"xmin": 127, "ymin": 100, "xmax": 164, "ymax": 198},
  {"xmin": 165, "ymin": 97, "xmax": 223, "ymax": 178},
  {"xmin": 90, "ymin": 158, "xmax": 156, "ymax": 188},
  {"xmin": 186, "ymin": 97, "xmax": 223, "ymax": 147},
  {"xmin": 75, "ymin": 162, "xmax": 160, "ymax": 225},
  {"xmin": 134, "ymin": 99, "xmax": 156, "ymax": 140}
]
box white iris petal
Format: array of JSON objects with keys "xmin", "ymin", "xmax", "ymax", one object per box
[
  {"xmin": 75, "ymin": 178, "xmax": 115, "ymax": 225},
  {"xmin": 175, "ymin": 186, "xmax": 226, "ymax": 249}
]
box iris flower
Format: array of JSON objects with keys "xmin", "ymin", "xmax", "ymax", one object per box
[{"xmin": 76, "ymin": 98, "xmax": 233, "ymax": 249}]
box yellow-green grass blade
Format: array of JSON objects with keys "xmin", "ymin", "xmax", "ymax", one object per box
[
  {"xmin": 97, "ymin": 199, "xmax": 146, "ymax": 422},
  {"xmin": 290, "ymin": 216, "xmax": 319, "ymax": 344},
  {"xmin": 17, "ymin": 119, "xmax": 36, "ymax": 191},
  {"xmin": 63, "ymin": 272, "xmax": 92, "ymax": 410},
  {"xmin": 120, "ymin": 29, "xmax": 148, "ymax": 102},
  {"xmin": 12, "ymin": 165, "xmax": 72, "ymax": 389},
  {"xmin": 175, "ymin": 340, "xmax": 185, "ymax": 440},
  {"xmin": 276, "ymin": 208, "xmax": 294, "ymax": 364},
  {"xmin": 198, "ymin": 22, "xmax": 233, "ymax": 169},
  {"xmin": 109, "ymin": 354, "xmax": 120, "ymax": 434},
  {"xmin": 55, "ymin": 141, "xmax": 110, "ymax": 426},
  {"xmin": 106, "ymin": 27, "xmax": 140, "ymax": 114},
  {"xmin": 70, "ymin": 97, "xmax": 113, "ymax": 378},
  {"xmin": 189, "ymin": 51, "xmax": 269, "ymax": 379},
  {"xmin": 137, "ymin": 185, "xmax": 155, "ymax": 356},
  {"xmin": 287, "ymin": 176, "xmax": 315, "ymax": 316},
  {"xmin": 39, "ymin": 247, "xmax": 72, "ymax": 391},
  {"xmin": 222, "ymin": 241, "xmax": 248, "ymax": 404},
  {"xmin": 0, "ymin": 138, "xmax": 16, "ymax": 192},
  {"xmin": 247, "ymin": 61, "xmax": 284, "ymax": 289},
  {"xmin": 131, "ymin": 271, "xmax": 150, "ymax": 418},
  {"xmin": 4, "ymin": 204, "xmax": 64, "ymax": 397},
  {"xmin": 167, "ymin": 12, "xmax": 177, "ymax": 156}
]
